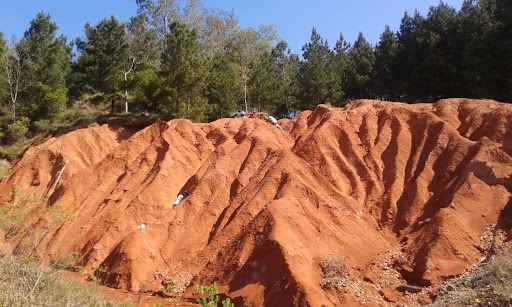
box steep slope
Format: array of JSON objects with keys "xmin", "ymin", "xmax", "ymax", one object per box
[{"xmin": 0, "ymin": 99, "xmax": 511, "ymax": 306}]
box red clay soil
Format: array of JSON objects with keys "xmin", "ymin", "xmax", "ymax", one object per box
[{"xmin": 1, "ymin": 98, "xmax": 511, "ymax": 306}]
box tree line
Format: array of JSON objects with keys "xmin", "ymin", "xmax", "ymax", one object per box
[{"xmin": 0, "ymin": 0, "xmax": 510, "ymax": 146}]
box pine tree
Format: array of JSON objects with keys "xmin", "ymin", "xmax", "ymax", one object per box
[
  {"xmin": 373, "ymin": 26, "xmax": 399, "ymax": 100},
  {"xmin": 271, "ymin": 40, "xmax": 300, "ymax": 115},
  {"xmin": 18, "ymin": 11, "xmax": 71, "ymax": 120},
  {"xmin": 396, "ymin": 11, "xmax": 428, "ymax": 101},
  {"xmin": 159, "ymin": 21, "xmax": 209, "ymax": 121},
  {"xmin": 457, "ymin": 0, "xmax": 495, "ymax": 98},
  {"xmin": 344, "ymin": 32, "xmax": 375, "ymax": 100},
  {"xmin": 73, "ymin": 16, "xmax": 129, "ymax": 113},
  {"xmin": 494, "ymin": 0, "xmax": 512, "ymax": 101},
  {"xmin": 333, "ymin": 33, "xmax": 350, "ymax": 103},
  {"xmin": 422, "ymin": 2, "xmax": 460, "ymax": 99},
  {"xmin": 300, "ymin": 28, "xmax": 341, "ymax": 110},
  {"xmin": 206, "ymin": 52, "xmax": 239, "ymax": 120}
]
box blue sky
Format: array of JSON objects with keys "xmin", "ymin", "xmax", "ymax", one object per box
[{"xmin": 1, "ymin": 0, "xmax": 464, "ymax": 55}]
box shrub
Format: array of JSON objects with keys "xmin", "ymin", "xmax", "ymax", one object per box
[
  {"xmin": 33, "ymin": 119, "xmax": 52, "ymax": 133},
  {"xmin": 163, "ymin": 278, "xmax": 176, "ymax": 293},
  {"xmin": 6, "ymin": 117, "xmax": 30, "ymax": 143},
  {"xmin": 0, "ymin": 188, "xmax": 74, "ymax": 241},
  {"xmin": 196, "ymin": 283, "xmax": 220, "ymax": 307},
  {"xmin": 320, "ymin": 254, "xmax": 348, "ymax": 289},
  {"xmin": 195, "ymin": 283, "xmax": 235, "ymax": 307},
  {"xmin": 51, "ymin": 253, "xmax": 81, "ymax": 271}
]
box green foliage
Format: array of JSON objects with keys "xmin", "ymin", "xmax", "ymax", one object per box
[
  {"xmin": 206, "ymin": 53, "xmax": 240, "ymax": 120},
  {"xmin": 19, "ymin": 12, "xmax": 71, "ymax": 89},
  {"xmin": 195, "ymin": 282, "xmax": 234, "ymax": 307},
  {"xmin": 16, "ymin": 12, "xmax": 71, "ymax": 120},
  {"xmin": 93, "ymin": 263, "xmax": 112, "ymax": 286},
  {"xmin": 33, "ymin": 119, "xmax": 52, "ymax": 133},
  {"xmin": 0, "ymin": 134, "xmax": 38, "ymax": 160},
  {"xmin": 0, "ymin": 32, "xmax": 8, "ymax": 101},
  {"xmin": 344, "ymin": 32, "xmax": 376, "ymax": 100},
  {"xmin": 271, "ymin": 41, "xmax": 300, "ymax": 115},
  {"xmin": 196, "ymin": 283, "xmax": 220, "ymax": 307},
  {"xmin": 131, "ymin": 68, "xmax": 162, "ymax": 112},
  {"xmin": 135, "ymin": 0, "xmax": 179, "ymax": 42},
  {"xmin": 222, "ymin": 297, "xmax": 235, "ymax": 307},
  {"xmin": 6, "ymin": 117, "xmax": 30, "ymax": 143},
  {"xmin": 23, "ymin": 84, "xmax": 68, "ymax": 120},
  {"xmin": 164, "ymin": 280, "xmax": 176, "ymax": 293},
  {"xmin": 159, "ymin": 21, "xmax": 209, "ymax": 121},
  {"xmin": 0, "ymin": 188, "xmax": 74, "ymax": 238},
  {"xmin": 300, "ymin": 28, "xmax": 341, "ymax": 109},
  {"xmin": 1, "ymin": 0, "xmax": 511, "ymax": 147},
  {"xmin": 372, "ymin": 26, "xmax": 399, "ymax": 100},
  {"xmin": 73, "ymin": 15, "xmax": 129, "ymax": 114},
  {"xmin": 59, "ymin": 96, "xmax": 104, "ymax": 126},
  {"xmin": 126, "ymin": 14, "xmax": 160, "ymax": 70}
]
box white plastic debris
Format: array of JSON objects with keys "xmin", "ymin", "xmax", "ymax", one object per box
[
  {"xmin": 173, "ymin": 194, "xmax": 185, "ymax": 206},
  {"xmin": 173, "ymin": 191, "xmax": 189, "ymax": 207}
]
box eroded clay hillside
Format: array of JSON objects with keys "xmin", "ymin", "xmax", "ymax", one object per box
[{"xmin": 0, "ymin": 99, "xmax": 511, "ymax": 306}]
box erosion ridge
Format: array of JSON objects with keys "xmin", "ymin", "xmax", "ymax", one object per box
[{"xmin": 0, "ymin": 98, "xmax": 511, "ymax": 306}]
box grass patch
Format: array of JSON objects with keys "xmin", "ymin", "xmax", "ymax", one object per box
[
  {"xmin": 0, "ymin": 254, "xmax": 115, "ymax": 306},
  {"xmin": 432, "ymin": 244, "xmax": 512, "ymax": 306},
  {"xmin": 476, "ymin": 245, "xmax": 512, "ymax": 302},
  {"xmin": 0, "ymin": 159, "xmax": 10, "ymax": 180},
  {"xmin": 0, "ymin": 135, "xmax": 40, "ymax": 161}
]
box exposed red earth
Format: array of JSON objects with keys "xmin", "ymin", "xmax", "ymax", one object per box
[{"xmin": 0, "ymin": 98, "xmax": 511, "ymax": 306}]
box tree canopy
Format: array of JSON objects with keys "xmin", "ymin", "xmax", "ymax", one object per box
[{"xmin": 0, "ymin": 0, "xmax": 511, "ymax": 150}]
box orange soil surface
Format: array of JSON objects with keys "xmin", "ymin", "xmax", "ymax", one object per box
[{"xmin": 0, "ymin": 99, "xmax": 511, "ymax": 306}]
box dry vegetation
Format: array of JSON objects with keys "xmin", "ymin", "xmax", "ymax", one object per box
[
  {"xmin": 0, "ymin": 159, "xmax": 9, "ymax": 180},
  {"xmin": 320, "ymin": 254, "xmax": 348, "ymax": 290},
  {"xmin": 0, "ymin": 254, "xmax": 116, "ymax": 307},
  {"xmin": 431, "ymin": 244, "xmax": 512, "ymax": 306}
]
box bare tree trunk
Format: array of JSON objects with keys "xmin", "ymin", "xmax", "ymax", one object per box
[
  {"xmin": 243, "ymin": 75, "xmax": 248, "ymax": 113},
  {"xmin": 123, "ymin": 57, "xmax": 136, "ymax": 114},
  {"xmin": 124, "ymin": 71, "xmax": 129, "ymax": 113},
  {"xmin": 1, "ymin": 45, "xmax": 23, "ymax": 124}
]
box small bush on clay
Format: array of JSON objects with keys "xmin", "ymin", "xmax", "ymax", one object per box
[
  {"xmin": 320, "ymin": 254, "xmax": 348, "ymax": 289},
  {"xmin": 51, "ymin": 253, "xmax": 81, "ymax": 271},
  {"xmin": 195, "ymin": 282, "xmax": 235, "ymax": 307}
]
